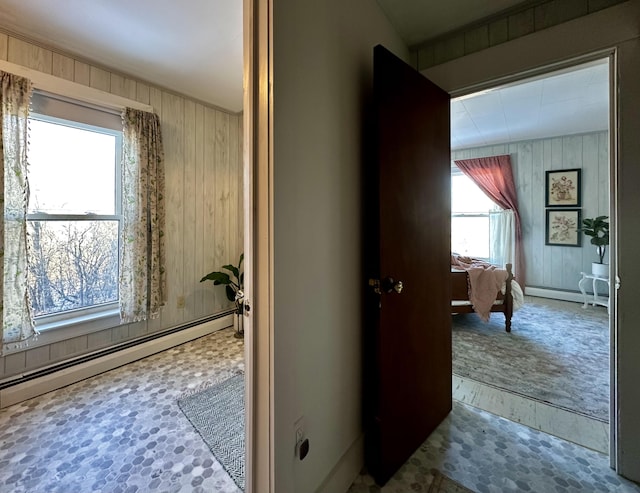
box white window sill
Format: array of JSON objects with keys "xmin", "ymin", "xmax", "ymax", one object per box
[{"xmin": 16, "ymin": 307, "xmax": 123, "ymax": 353}]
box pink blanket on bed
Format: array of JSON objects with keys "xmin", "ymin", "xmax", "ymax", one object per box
[{"xmin": 451, "ymin": 254, "xmax": 509, "ymax": 321}]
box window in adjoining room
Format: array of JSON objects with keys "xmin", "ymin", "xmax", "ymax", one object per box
[
  {"xmin": 27, "ymin": 92, "xmax": 123, "ymax": 323},
  {"xmin": 451, "ymin": 168, "xmax": 500, "ymax": 260}
]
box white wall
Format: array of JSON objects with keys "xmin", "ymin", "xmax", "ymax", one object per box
[
  {"xmin": 424, "ymin": 0, "xmax": 640, "ymax": 482},
  {"xmin": 271, "ymin": 0, "xmax": 407, "ymax": 491}
]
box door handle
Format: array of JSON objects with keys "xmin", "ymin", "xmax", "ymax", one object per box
[{"xmin": 369, "ymin": 277, "xmax": 403, "ymax": 294}]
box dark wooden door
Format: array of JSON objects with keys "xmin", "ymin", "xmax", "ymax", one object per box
[{"xmin": 364, "ymin": 45, "xmax": 452, "ymax": 485}]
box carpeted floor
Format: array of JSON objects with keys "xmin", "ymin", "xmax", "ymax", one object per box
[{"xmin": 452, "ymin": 295, "xmax": 609, "ymax": 421}]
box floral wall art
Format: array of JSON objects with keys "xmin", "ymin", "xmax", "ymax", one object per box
[
  {"xmin": 546, "ymin": 209, "xmax": 582, "ymax": 246},
  {"xmin": 546, "ymin": 168, "xmax": 581, "ymax": 207}
]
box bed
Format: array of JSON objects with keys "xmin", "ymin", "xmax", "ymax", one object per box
[{"xmin": 451, "ymin": 262, "xmax": 515, "ymax": 332}]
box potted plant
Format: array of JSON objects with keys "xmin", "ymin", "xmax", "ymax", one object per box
[
  {"xmin": 200, "ymin": 253, "xmax": 245, "ymax": 338},
  {"xmin": 578, "ymin": 216, "xmax": 609, "ymax": 277}
]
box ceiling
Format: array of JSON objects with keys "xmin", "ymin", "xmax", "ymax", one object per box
[
  {"xmin": 0, "ymin": 0, "xmax": 244, "ymax": 112},
  {"xmin": 451, "ymin": 60, "xmax": 609, "ymax": 150},
  {"xmin": 0, "ymin": 0, "xmax": 609, "ymax": 144}
]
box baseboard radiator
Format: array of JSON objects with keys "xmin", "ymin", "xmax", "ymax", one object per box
[
  {"xmin": 0, "ymin": 312, "xmax": 234, "ymax": 409},
  {"xmin": 525, "ymin": 286, "xmax": 605, "ymax": 304}
]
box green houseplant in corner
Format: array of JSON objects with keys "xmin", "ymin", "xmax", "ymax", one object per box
[
  {"xmin": 200, "ymin": 253, "xmax": 244, "ymax": 338},
  {"xmin": 577, "ymin": 216, "xmax": 609, "ymax": 278}
]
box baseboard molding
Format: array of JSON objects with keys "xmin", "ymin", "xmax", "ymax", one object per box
[
  {"xmin": 525, "ymin": 286, "xmax": 597, "ymax": 304},
  {"xmin": 0, "ymin": 315, "xmax": 233, "ymax": 409},
  {"xmin": 316, "ymin": 434, "xmax": 364, "ymax": 493}
]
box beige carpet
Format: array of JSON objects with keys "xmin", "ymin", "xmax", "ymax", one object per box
[{"xmin": 452, "ymin": 295, "xmax": 609, "ymax": 421}]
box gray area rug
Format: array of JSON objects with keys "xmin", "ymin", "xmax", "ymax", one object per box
[
  {"xmin": 178, "ymin": 373, "xmax": 245, "ymax": 491},
  {"xmin": 452, "ymin": 296, "xmax": 609, "ymax": 422}
]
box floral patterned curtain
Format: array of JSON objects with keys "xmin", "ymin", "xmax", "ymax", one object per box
[
  {"xmin": 120, "ymin": 108, "xmax": 166, "ymax": 323},
  {"xmin": 1, "ymin": 71, "xmax": 36, "ymax": 353}
]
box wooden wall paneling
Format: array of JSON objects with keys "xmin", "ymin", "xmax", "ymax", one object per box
[
  {"xmin": 194, "ymin": 104, "xmax": 206, "ymax": 319},
  {"xmin": 548, "ymin": 137, "xmax": 564, "ymax": 288},
  {"xmin": 7, "ymin": 37, "xmax": 52, "ymax": 72},
  {"xmin": 203, "ymin": 107, "xmax": 218, "ymax": 314},
  {"xmin": 87, "ymin": 328, "xmax": 114, "ymax": 350},
  {"xmin": 528, "ymin": 141, "xmax": 544, "ymax": 287},
  {"xmin": 215, "ymin": 111, "xmax": 231, "ymax": 314},
  {"xmin": 161, "ymin": 91, "xmax": 185, "ymax": 328},
  {"xmin": 228, "ymin": 114, "xmax": 239, "ymax": 270},
  {"xmin": 73, "ymin": 60, "xmax": 91, "ymax": 86},
  {"xmin": 541, "ymin": 138, "xmax": 554, "ymax": 286},
  {"xmin": 89, "ymin": 66, "xmax": 111, "ymax": 92},
  {"xmin": 51, "ymin": 53, "xmax": 74, "ymax": 81},
  {"xmin": 238, "ymin": 116, "xmax": 244, "ymax": 254},
  {"xmin": 25, "ymin": 346, "xmax": 50, "ymax": 371},
  {"xmin": 0, "ymin": 33, "xmax": 8, "ymax": 60},
  {"xmin": 112, "ymin": 324, "xmax": 130, "ymax": 343},
  {"xmin": 136, "ymin": 82, "xmax": 151, "ymax": 106},
  {"xmin": 128, "ymin": 320, "xmax": 148, "ymax": 340},
  {"xmin": 183, "ymin": 100, "xmax": 197, "ymax": 320},
  {"xmin": 49, "ymin": 335, "xmax": 88, "ymax": 362},
  {"xmin": 110, "ymin": 73, "xmax": 137, "ymax": 100},
  {"xmin": 581, "ymin": 133, "xmax": 600, "ymax": 272},
  {"xmin": 598, "ymin": 133, "xmax": 609, "ymax": 216},
  {"xmin": 4, "ymin": 352, "xmax": 26, "ymax": 376}
]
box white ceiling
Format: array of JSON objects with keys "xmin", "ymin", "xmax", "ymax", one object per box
[
  {"xmin": 451, "ymin": 60, "xmax": 610, "ymax": 150},
  {"xmin": 0, "ymin": 0, "xmax": 244, "ymax": 112},
  {"xmin": 0, "ymin": 0, "xmax": 610, "ymax": 145}
]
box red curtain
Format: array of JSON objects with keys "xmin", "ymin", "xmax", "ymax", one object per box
[{"xmin": 454, "ymin": 154, "xmax": 526, "ymax": 290}]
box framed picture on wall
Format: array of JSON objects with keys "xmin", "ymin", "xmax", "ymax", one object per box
[
  {"xmin": 546, "ymin": 209, "xmax": 582, "ymax": 246},
  {"xmin": 546, "ymin": 168, "xmax": 581, "ymax": 207}
]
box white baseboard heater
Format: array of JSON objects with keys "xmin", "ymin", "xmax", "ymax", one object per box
[{"xmin": 0, "ymin": 313, "xmax": 234, "ymax": 409}]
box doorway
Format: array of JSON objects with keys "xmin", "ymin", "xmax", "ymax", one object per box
[{"xmin": 449, "ymin": 57, "xmax": 613, "ymax": 453}]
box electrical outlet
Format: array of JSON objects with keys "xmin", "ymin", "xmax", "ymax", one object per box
[
  {"xmin": 177, "ymin": 296, "xmax": 185, "ymax": 309},
  {"xmin": 294, "ymin": 416, "xmax": 305, "ymax": 453}
]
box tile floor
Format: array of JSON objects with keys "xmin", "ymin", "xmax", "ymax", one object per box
[
  {"xmin": 0, "ymin": 327, "xmax": 244, "ymax": 493},
  {"xmin": 349, "ymin": 400, "xmax": 640, "ymax": 493},
  {"xmin": 2, "ymin": 324, "xmax": 639, "ymax": 493}
]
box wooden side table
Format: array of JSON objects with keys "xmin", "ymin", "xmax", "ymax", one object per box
[{"xmin": 579, "ymin": 272, "xmax": 610, "ymax": 313}]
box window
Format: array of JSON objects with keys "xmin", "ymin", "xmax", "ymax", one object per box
[
  {"xmin": 27, "ymin": 92, "xmax": 123, "ymax": 323},
  {"xmin": 451, "ymin": 168, "xmax": 499, "ymax": 259}
]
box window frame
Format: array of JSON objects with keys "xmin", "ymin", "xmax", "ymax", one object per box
[
  {"xmin": 26, "ymin": 107, "xmax": 124, "ymax": 331},
  {"xmin": 450, "ymin": 167, "xmax": 498, "ymax": 260}
]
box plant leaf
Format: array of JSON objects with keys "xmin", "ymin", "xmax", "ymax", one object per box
[
  {"xmin": 223, "ymin": 264, "xmax": 240, "ymax": 279},
  {"xmin": 226, "ymin": 284, "xmax": 236, "ymax": 302},
  {"xmin": 200, "ymin": 271, "xmax": 231, "ymax": 285}
]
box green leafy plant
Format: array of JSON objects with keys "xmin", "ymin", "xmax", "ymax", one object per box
[
  {"xmin": 577, "ymin": 216, "xmax": 609, "ymax": 264},
  {"xmin": 200, "ymin": 253, "xmax": 244, "ymax": 313}
]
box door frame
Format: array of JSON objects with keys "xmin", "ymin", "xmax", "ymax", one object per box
[
  {"xmin": 446, "ymin": 48, "xmax": 619, "ymax": 465},
  {"xmin": 242, "ymin": 0, "xmax": 274, "ymax": 491},
  {"xmin": 246, "ymin": 0, "xmax": 640, "ymax": 488}
]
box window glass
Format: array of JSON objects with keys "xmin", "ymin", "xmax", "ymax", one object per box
[
  {"xmin": 28, "ymin": 220, "xmax": 119, "ymax": 317},
  {"xmin": 28, "ymin": 119, "xmax": 116, "ymax": 215},
  {"xmin": 451, "ymin": 171, "xmax": 497, "ymax": 259}
]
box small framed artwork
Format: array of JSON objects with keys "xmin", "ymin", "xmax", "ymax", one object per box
[
  {"xmin": 546, "ymin": 168, "xmax": 581, "ymax": 207},
  {"xmin": 546, "ymin": 209, "xmax": 582, "ymax": 246}
]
